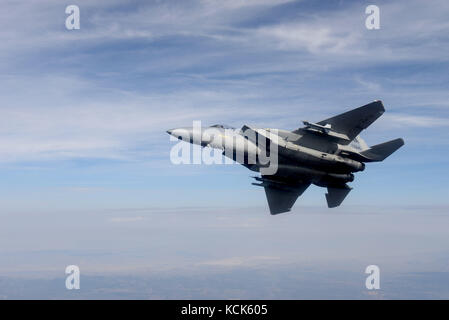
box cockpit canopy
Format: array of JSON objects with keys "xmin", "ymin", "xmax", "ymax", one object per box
[{"xmin": 210, "ymin": 124, "xmax": 235, "ymax": 129}]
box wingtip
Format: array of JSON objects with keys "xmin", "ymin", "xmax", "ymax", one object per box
[
  {"xmin": 392, "ymin": 137, "xmax": 405, "ymax": 148},
  {"xmin": 374, "ymin": 100, "xmax": 386, "ymax": 113},
  {"xmin": 269, "ymin": 207, "xmax": 292, "ymax": 215}
]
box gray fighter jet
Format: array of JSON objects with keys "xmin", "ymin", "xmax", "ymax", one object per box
[{"xmin": 167, "ymin": 101, "xmax": 404, "ymax": 214}]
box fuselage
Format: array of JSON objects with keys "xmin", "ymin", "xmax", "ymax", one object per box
[{"xmin": 167, "ymin": 124, "xmax": 364, "ymax": 188}]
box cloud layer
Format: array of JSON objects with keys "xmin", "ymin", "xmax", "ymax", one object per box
[{"xmin": 1, "ymin": 0, "xmax": 449, "ymax": 162}]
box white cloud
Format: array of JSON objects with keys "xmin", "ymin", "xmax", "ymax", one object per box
[
  {"xmin": 0, "ymin": 73, "xmax": 284, "ymax": 162},
  {"xmin": 255, "ymin": 23, "xmax": 359, "ymax": 54},
  {"xmin": 354, "ymin": 76, "xmax": 381, "ymax": 92},
  {"xmin": 110, "ymin": 216, "xmax": 145, "ymax": 222},
  {"xmin": 201, "ymin": 0, "xmax": 294, "ymax": 10},
  {"xmin": 198, "ymin": 255, "xmax": 280, "ymax": 267},
  {"xmin": 383, "ymin": 114, "xmax": 449, "ymax": 128},
  {"xmin": 0, "ymin": 0, "xmax": 448, "ymax": 162}
]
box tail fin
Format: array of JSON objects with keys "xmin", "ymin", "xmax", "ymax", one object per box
[{"xmin": 360, "ymin": 138, "xmax": 404, "ymax": 162}]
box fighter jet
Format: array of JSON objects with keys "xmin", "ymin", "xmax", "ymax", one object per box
[{"xmin": 167, "ymin": 100, "xmax": 404, "ymax": 214}]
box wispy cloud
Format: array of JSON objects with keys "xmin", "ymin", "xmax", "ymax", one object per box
[
  {"xmin": 198, "ymin": 256, "xmax": 281, "ymax": 267},
  {"xmin": 0, "ymin": 0, "xmax": 448, "ymax": 164},
  {"xmin": 109, "ymin": 216, "xmax": 145, "ymax": 223},
  {"xmin": 383, "ymin": 114, "xmax": 449, "ymax": 128}
]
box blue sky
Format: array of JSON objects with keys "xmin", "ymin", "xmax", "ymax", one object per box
[{"xmin": 1, "ymin": 0, "xmax": 449, "ymax": 298}]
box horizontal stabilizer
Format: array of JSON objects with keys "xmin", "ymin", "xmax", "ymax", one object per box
[
  {"xmin": 360, "ymin": 138, "xmax": 404, "ymax": 162},
  {"xmin": 326, "ymin": 185, "xmax": 352, "ymax": 208}
]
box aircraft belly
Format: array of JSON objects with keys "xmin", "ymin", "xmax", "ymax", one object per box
[{"xmin": 273, "ymin": 163, "xmax": 352, "ymax": 184}]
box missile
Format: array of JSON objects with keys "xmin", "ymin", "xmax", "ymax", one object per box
[{"xmin": 303, "ymin": 121, "xmax": 332, "ymax": 133}]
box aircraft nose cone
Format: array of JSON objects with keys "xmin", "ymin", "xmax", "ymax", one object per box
[{"xmin": 166, "ymin": 127, "xmax": 193, "ymax": 142}]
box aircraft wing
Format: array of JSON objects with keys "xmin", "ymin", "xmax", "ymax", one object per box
[
  {"xmin": 252, "ymin": 176, "xmax": 310, "ymax": 214},
  {"xmin": 293, "ymin": 100, "xmax": 385, "ymax": 145},
  {"xmin": 316, "ymin": 100, "xmax": 385, "ymax": 143}
]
